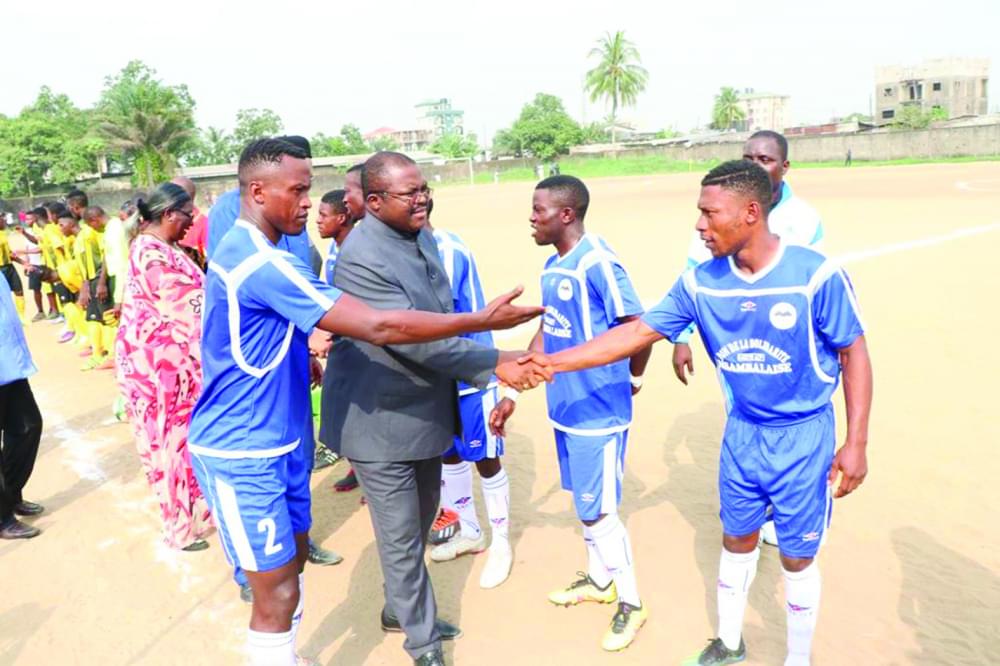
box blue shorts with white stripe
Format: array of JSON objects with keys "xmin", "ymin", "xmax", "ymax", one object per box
[{"xmin": 192, "ymin": 444, "xmax": 312, "ymax": 572}]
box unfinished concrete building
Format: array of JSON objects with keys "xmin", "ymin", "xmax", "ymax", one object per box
[{"xmin": 875, "ymin": 58, "xmax": 989, "ymax": 125}]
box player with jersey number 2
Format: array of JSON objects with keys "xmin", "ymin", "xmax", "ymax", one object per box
[
  {"xmin": 186, "ymin": 138, "xmax": 548, "ymax": 666},
  {"xmin": 532, "ymin": 161, "xmax": 872, "ymax": 666}
]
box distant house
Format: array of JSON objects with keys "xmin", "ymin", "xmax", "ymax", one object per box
[
  {"xmin": 875, "ymin": 58, "xmax": 990, "ymax": 125},
  {"xmin": 736, "ymin": 90, "xmax": 790, "ymax": 132},
  {"xmin": 363, "ymin": 126, "xmax": 435, "ymax": 152}
]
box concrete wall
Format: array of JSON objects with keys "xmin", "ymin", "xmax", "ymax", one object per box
[
  {"xmin": 1, "ymin": 158, "xmax": 537, "ymax": 213},
  {"xmin": 3, "ymin": 127, "xmax": 997, "ymax": 213},
  {"xmin": 569, "ymin": 123, "xmax": 1000, "ymax": 163}
]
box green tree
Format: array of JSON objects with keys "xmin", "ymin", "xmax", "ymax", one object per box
[
  {"xmin": 339, "ymin": 124, "xmax": 368, "ymax": 153},
  {"xmin": 494, "ymin": 93, "xmax": 581, "ymax": 161},
  {"xmin": 97, "ymin": 60, "xmax": 197, "ymax": 186},
  {"xmin": 187, "ymin": 126, "xmax": 237, "ymax": 166},
  {"xmin": 584, "ymin": 31, "xmax": 648, "ymax": 145},
  {"xmin": 429, "ymin": 132, "xmax": 479, "ymax": 158},
  {"xmin": 0, "ymin": 87, "xmax": 102, "ymax": 197},
  {"xmin": 711, "ymin": 87, "xmax": 746, "ymax": 130},
  {"xmin": 311, "ymin": 132, "xmax": 350, "ymax": 157},
  {"xmin": 368, "ymin": 135, "xmax": 399, "ymax": 152},
  {"xmin": 893, "ymin": 105, "xmax": 948, "ymax": 130},
  {"xmin": 232, "ymin": 108, "xmax": 284, "ymax": 149},
  {"xmin": 579, "ymin": 121, "xmax": 610, "ymax": 145}
]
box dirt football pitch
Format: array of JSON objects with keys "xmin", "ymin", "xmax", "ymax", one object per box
[{"xmin": 3, "ymin": 162, "xmax": 999, "ymax": 665}]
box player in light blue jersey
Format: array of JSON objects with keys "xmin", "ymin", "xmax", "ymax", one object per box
[
  {"xmin": 491, "ymin": 176, "xmax": 652, "ymax": 652},
  {"xmin": 188, "ymin": 138, "xmax": 547, "ymax": 666},
  {"xmin": 543, "ymin": 161, "xmax": 873, "ymax": 666},
  {"xmin": 674, "ymin": 130, "xmax": 826, "ymax": 549},
  {"xmin": 426, "ymin": 200, "xmax": 514, "ymax": 590}
]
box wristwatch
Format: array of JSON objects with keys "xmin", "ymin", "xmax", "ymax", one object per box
[{"xmin": 630, "ymin": 374, "xmax": 643, "ymax": 389}]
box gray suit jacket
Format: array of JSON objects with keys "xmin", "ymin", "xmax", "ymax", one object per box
[{"xmin": 326, "ymin": 213, "xmax": 499, "ymax": 462}]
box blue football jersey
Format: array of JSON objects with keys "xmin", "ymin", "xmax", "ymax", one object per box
[
  {"xmin": 323, "ymin": 242, "xmax": 339, "ymax": 286},
  {"xmin": 189, "ymin": 220, "xmax": 342, "ymax": 457},
  {"xmin": 542, "ymin": 234, "xmax": 643, "ymax": 434},
  {"xmin": 642, "ymin": 244, "xmax": 865, "ymax": 425},
  {"xmin": 433, "ymin": 229, "xmax": 497, "ymax": 396}
]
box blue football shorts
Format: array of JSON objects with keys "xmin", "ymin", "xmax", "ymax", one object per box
[
  {"xmin": 719, "ymin": 406, "xmax": 835, "ymax": 559},
  {"xmin": 444, "ymin": 386, "xmax": 504, "ymax": 462},
  {"xmin": 554, "ymin": 428, "xmax": 628, "ymax": 522},
  {"xmin": 192, "ymin": 444, "xmax": 312, "ymax": 573}
]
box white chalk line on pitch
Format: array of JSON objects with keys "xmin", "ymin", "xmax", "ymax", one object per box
[
  {"xmin": 955, "ymin": 179, "xmax": 1000, "ymax": 193},
  {"xmin": 496, "ymin": 220, "xmax": 1000, "ymax": 337},
  {"xmin": 835, "ymin": 221, "xmax": 1000, "ymax": 265}
]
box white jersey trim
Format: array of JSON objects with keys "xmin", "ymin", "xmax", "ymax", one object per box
[
  {"xmin": 458, "ymin": 381, "xmax": 498, "ymax": 397},
  {"xmin": 189, "ymin": 438, "xmax": 300, "ymax": 459},
  {"xmin": 550, "ymin": 420, "xmax": 630, "ymax": 437},
  {"xmin": 214, "ymin": 477, "xmax": 259, "ymax": 571}
]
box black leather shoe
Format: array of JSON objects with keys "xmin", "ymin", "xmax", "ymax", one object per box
[
  {"xmin": 13, "ymin": 501, "xmax": 44, "ymax": 517},
  {"xmin": 0, "ymin": 518, "xmax": 41, "ymax": 539},
  {"xmin": 381, "ymin": 608, "xmax": 462, "ymax": 640},
  {"xmin": 413, "ymin": 648, "xmax": 445, "ymax": 666}
]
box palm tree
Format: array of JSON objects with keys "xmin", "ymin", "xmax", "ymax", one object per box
[
  {"xmin": 712, "ymin": 87, "xmax": 746, "ymax": 131},
  {"xmin": 98, "ymin": 110, "xmax": 193, "ymax": 186},
  {"xmin": 584, "ymin": 31, "xmax": 648, "ymax": 145}
]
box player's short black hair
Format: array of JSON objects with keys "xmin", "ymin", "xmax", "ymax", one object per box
[
  {"xmin": 748, "ymin": 130, "xmax": 788, "ymax": 161},
  {"xmin": 237, "ymin": 138, "xmax": 309, "ymax": 187},
  {"xmin": 535, "ymin": 175, "xmax": 590, "ymax": 221},
  {"xmin": 346, "ymin": 162, "xmax": 364, "ymax": 176},
  {"xmin": 29, "ymin": 206, "xmax": 48, "ymax": 220},
  {"xmin": 320, "ymin": 189, "xmax": 348, "ymax": 213},
  {"xmin": 83, "ymin": 205, "xmax": 106, "ymax": 221},
  {"xmin": 43, "ymin": 201, "xmax": 69, "ymax": 220},
  {"xmin": 136, "ymin": 183, "xmax": 192, "ymax": 223},
  {"xmin": 275, "ymin": 135, "xmax": 312, "ymax": 159},
  {"xmin": 362, "ymin": 151, "xmax": 416, "ymax": 197},
  {"xmin": 701, "ymin": 160, "xmax": 773, "ymax": 214},
  {"xmin": 65, "ymin": 189, "xmax": 88, "ymax": 208}
]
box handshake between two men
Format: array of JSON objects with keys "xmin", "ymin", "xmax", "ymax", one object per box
[{"xmin": 479, "ymin": 285, "xmax": 553, "ymax": 393}]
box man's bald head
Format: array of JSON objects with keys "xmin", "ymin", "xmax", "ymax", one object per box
[
  {"xmin": 362, "ymin": 151, "xmax": 416, "ymax": 197},
  {"xmin": 171, "ymin": 176, "xmax": 196, "ymax": 200}
]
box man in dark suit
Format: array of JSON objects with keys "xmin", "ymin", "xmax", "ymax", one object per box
[{"xmin": 325, "ymin": 152, "xmax": 546, "ymax": 666}]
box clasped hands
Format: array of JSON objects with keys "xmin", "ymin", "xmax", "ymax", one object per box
[{"xmin": 495, "ymin": 350, "xmax": 553, "ymax": 392}]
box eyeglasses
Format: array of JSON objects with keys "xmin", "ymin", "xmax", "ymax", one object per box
[
  {"xmin": 171, "ymin": 209, "xmax": 194, "ymax": 222},
  {"xmin": 379, "ymin": 187, "xmax": 432, "ymax": 204}
]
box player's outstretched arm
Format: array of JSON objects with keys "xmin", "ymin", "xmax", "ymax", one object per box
[
  {"xmin": 545, "ymin": 318, "xmax": 664, "ymax": 374},
  {"xmin": 317, "ymin": 286, "xmax": 543, "ymax": 346},
  {"xmin": 828, "ymin": 335, "xmax": 873, "ymax": 498}
]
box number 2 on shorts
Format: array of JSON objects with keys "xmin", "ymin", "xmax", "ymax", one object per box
[{"xmin": 257, "ymin": 518, "xmax": 283, "ymax": 556}]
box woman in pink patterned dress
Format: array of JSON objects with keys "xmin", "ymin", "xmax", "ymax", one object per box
[{"xmin": 115, "ymin": 183, "xmax": 213, "ymax": 551}]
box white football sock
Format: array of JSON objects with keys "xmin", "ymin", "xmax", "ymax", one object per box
[
  {"xmin": 717, "ymin": 547, "xmax": 760, "ymax": 651},
  {"xmin": 290, "ymin": 573, "xmax": 304, "ymax": 643},
  {"xmin": 481, "ymin": 467, "xmax": 510, "ymax": 547},
  {"xmin": 583, "ymin": 525, "xmax": 612, "ymax": 588},
  {"xmin": 783, "ymin": 561, "xmax": 821, "ymax": 666},
  {"xmin": 590, "ymin": 514, "xmax": 641, "ymax": 607},
  {"xmin": 442, "ymin": 461, "xmax": 480, "ymax": 538},
  {"xmin": 247, "ymin": 628, "xmax": 296, "ymax": 666}
]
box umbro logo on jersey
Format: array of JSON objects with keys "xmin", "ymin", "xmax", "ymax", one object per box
[{"xmin": 740, "ymin": 300, "xmax": 756, "ymax": 312}]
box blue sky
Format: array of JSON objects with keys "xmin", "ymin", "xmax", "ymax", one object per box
[{"xmin": 4, "ymin": 0, "xmax": 997, "ymax": 143}]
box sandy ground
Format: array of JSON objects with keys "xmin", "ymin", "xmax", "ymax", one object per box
[{"xmin": 2, "ymin": 162, "xmax": 999, "ymax": 665}]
